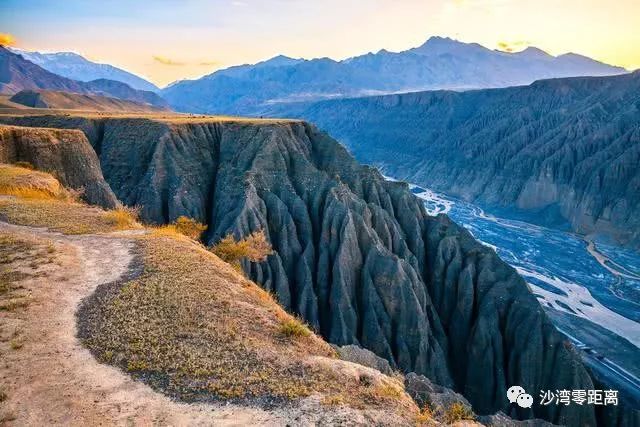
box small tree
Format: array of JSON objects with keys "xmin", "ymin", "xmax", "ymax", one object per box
[{"xmin": 210, "ymin": 229, "xmax": 273, "ymax": 272}]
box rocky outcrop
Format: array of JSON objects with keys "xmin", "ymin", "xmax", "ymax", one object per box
[
  {"xmin": 0, "ymin": 114, "xmax": 635, "ymax": 426},
  {"xmin": 335, "ymin": 345, "xmax": 393, "ymax": 376},
  {"xmin": 0, "ymin": 124, "xmax": 118, "ymax": 208},
  {"xmin": 274, "ymin": 71, "xmax": 640, "ymax": 247}
]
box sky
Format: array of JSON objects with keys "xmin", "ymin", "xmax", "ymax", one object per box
[{"xmin": 1, "ymin": 0, "xmax": 639, "ymax": 87}]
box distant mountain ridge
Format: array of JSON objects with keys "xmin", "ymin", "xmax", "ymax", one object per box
[
  {"xmin": 9, "ymin": 48, "xmax": 159, "ymax": 92},
  {"xmin": 271, "ymin": 71, "xmax": 640, "ymax": 247},
  {"xmin": 0, "ymin": 47, "xmax": 168, "ymax": 109},
  {"xmin": 9, "ymin": 89, "xmax": 169, "ymax": 112},
  {"xmin": 161, "ymin": 36, "xmax": 627, "ymax": 115}
]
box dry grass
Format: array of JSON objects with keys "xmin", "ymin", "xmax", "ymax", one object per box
[
  {"xmin": 151, "ymin": 216, "xmax": 207, "ymax": 241},
  {"xmin": 0, "ymin": 232, "xmax": 53, "ymax": 311},
  {"xmin": 443, "ymin": 402, "xmax": 476, "ymax": 424},
  {"xmin": 0, "ymin": 164, "xmax": 64, "ymax": 200},
  {"xmin": 0, "ymin": 197, "xmax": 140, "ymax": 235},
  {"xmin": 173, "ymin": 216, "xmax": 207, "ymax": 240},
  {"xmin": 79, "ymin": 235, "xmax": 332, "ymax": 401},
  {"xmin": 278, "ymin": 318, "xmax": 312, "ymax": 338},
  {"xmin": 104, "ymin": 205, "xmax": 141, "ymax": 230},
  {"xmin": 0, "ymin": 165, "xmax": 143, "ymax": 234},
  {"xmin": 210, "ymin": 230, "xmax": 274, "ymax": 273},
  {"xmin": 9, "ymin": 337, "xmax": 23, "ymax": 350},
  {"xmin": 0, "ymin": 167, "xmax": 142, "ymax": 235},
  {"xmin": 78, "ymin": 234, "xmax": 418, "ymax": 417},
  {"xmin": 415, "ymin": 405, "xmax": 434, "ymax": 425}
]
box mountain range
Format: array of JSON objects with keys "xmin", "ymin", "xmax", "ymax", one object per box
[
  {"xmin": 9, "ymin": 48, "xmax": 159, "ymax": 92},
  {"xmin": 161, "ymin": 36, "xmax": 627, "ymax": 115},
  {"xmin": 8, "ymin": 89, "xmax": 168, "ymax": 112},
  {"xmin": 270, "ymin": 71, "xmax": 640, "ymax": 247},
  {"xmin": 0, "ymin": 47, "xmax": 168, "ymax": 109}
]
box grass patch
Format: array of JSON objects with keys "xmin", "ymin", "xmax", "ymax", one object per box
[
  {"xmin": 210, "ymin": 229, "xmax": 273, "ymax": 273},
  {"xmin": 77, "ymin": 235, "xmax": 417, "ymax": 418},
  {"xmin": 0, "ymin": 197, "xmax": 141, "ymax": 235},
  {"xmin": 278, "ymin": 318, "xmax": 312, "ymax": 338},
  {"xmin": 173, "ymin": 216, "xmax": 207, "ymax": 240},
  {"xmin": 104, "ymin": 205, "xmax": 141, "ymax": 230},
  {"xmin": 9, "ymin": 337, "xmax": 23, "ymax": 350},
  {"xmin": 0, "ymin": 166, "xmax": 141, "ymax": 234},
  {"xmin": 0, "ymin": 298, "xmax": 31, "ymax": 312},
  {"xmin": 415, "ymin": 405, "xmax": 434, "ymax": 425},
  {"xmin": 443, "ymin": 402, "xmax": 475, "ymax": 424},
  {"xmin": 0, "ymin": 232, "xmax": 52, "ymax": 310},
  {"xmin": 0, "ymin": 164, "xmax": 80, "ymax": 202},
  {"xmin": 151, "ymin": 216, "xmax": 207, "ymax": 241}
]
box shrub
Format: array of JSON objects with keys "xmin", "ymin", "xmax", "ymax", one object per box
[
  {"xmin": 278, "ymin": 318, "xmax": 311, "ymax": 338},
  {"xmin": 415, "ymin": 404, "xmax": 434, "ymax": 424},
  {"xmin": 105, "ymin": 205, "xmax": 140, "ymax": 230},
  {"xmin": 173, "ymin": 216, "xmax": 208, "ymax": 240},
  {"xmin": 443, "ymin": 402, "xmax": 475, "ymax": 424},
  {"xmin": 210, "ymin": 229, "xmax": 274, "ymax": 271}
]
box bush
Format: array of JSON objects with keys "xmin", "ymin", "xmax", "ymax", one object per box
[
  {"xmin": 278, "ymin": 318, "xmax": 311, "ymax": 338},
  {"xmin": 415, "ymin": 404, "xmax": 433, "ymax": 424},
  {"xmin": 443, "ymin": 402, "xmax": 475, "ymax": 423},
  {"xmin": 105, "ymin": 205, "xmax": 140, "ymax": 230},
  {"xmin": 210, "ymin": 229, "xmax": 273, "ymax": 271},
  {"xmin": 173, "ymin": 216, "xmax": 207, "ymax": 240}
]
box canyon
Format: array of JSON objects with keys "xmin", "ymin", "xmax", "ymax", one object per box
[
  {"xmin": 1, "ymin": 114, "xmax": 637, "ymax": 425},
  {"xmin": 273, "ymin": 71, "xmax": 640, "ymax": 249}
]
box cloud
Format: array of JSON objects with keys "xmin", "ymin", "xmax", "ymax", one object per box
[
  {"xmin": 199, "ymin": 60, "xmax": 221, "ymax": 66},
  {"xmin": 152, "ymin": 55, "xmax": 185, "ymax": 66},
  {"xmin": 0, "ymin": 33, "xmax": 16, "ymax": 47}
]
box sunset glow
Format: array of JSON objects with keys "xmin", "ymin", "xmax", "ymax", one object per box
[{"xmin": 2, "ymin": 0, "xmax": 639, "ymax": 87}]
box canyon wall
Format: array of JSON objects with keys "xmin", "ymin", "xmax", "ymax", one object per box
[{"xmin": 273, "ymin": 72, "xmax": 640, "ymax": 247}]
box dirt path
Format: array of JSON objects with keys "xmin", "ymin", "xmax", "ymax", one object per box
[{"xmin": 0, "ymin": 222, "xmax": 291, "ymax": 426}]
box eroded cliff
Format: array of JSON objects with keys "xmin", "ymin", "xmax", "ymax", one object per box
[
  {"xmin": 272, "ymin": 71, "xmax": 640, "ymax": 247},
  {"xmin": 0, "ymin": 124, "xmax": 117, "ymax": 208},
  {"xmin": 0, "ymin": 114, "xmax": 636, "ymax": 426}
]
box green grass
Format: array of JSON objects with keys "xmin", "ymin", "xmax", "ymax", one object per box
[{"xmin": 278, "ymin": 318, "xmax": 312, "ymax": 338}]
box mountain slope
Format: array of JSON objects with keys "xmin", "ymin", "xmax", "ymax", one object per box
[
  {"xmin": 10, "ymin": 48, "xmax": 159, "ymax": 92},
  {"xmin": 9, "ymin": 89, "xmax": 169, "ymax": 112},
  {"xmin": 273, "ymin": 71, "xmax": 640, "ymax": 247},
  {"xmin": 162, "ymin": 36, "xmax": 627, "ymax": 115},
  {"xmin": 1, "ymin": 113, "xmax": 637, "ymax": 426},
  {"xmin": 0, "ymin": 46, "xmax": 88, "ymax": 95},
  {"xmin": 0, "ymin": 47, "xmax": 168, "ymax": 109}
]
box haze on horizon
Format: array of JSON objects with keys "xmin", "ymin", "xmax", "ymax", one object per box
[{"xmin": 2, "ymin": 0, "xmax": 639, "ymax": 87}]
